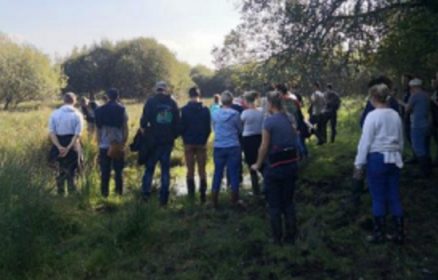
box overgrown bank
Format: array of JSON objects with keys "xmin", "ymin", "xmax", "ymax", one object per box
[{"xmin": 0, "ymin": 102, "xmax": 437, "ymax": 279}]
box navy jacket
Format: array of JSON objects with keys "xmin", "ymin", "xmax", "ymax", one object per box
[
  {"xmin": 360, "ymin": 97, "xmax": 400, "ymax": 128},
  {"xmin": 140, "ymin": 93, "xmax": 180, "ymax": 146},
  {"xmin": 180, "ymin": 101, "xmax": 211, "ymax": 145},
  {"xmin": 95, "ymin": 101, "xmax": 126, "ymax": 128}
]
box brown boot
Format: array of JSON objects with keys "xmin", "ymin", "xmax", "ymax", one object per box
[{"xmin": 211, "ymin": 191, "xmax": 219, "ymax": 209}]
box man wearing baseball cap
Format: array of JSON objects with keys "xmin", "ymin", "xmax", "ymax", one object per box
[
  {"xmin": 140, "ymin": 81, "xmax": 180, "ymax": 205},
  {"xmin": 401, "ymin": 78, "xmax": 432, "ymax": 177}
]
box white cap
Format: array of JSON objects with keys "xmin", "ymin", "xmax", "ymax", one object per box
[{"xmin": 409, "ymin": 78, "xmax": 422, "ymax": 87}]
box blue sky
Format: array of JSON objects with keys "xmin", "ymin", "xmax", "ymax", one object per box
[{"xmin": 0, "ymin": 0, "xmax": 240, "ymax": 67}]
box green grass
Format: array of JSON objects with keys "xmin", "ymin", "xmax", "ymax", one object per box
[{"xmin": 0, "ymin": 100, "xmax": 437, "ymax": 279}]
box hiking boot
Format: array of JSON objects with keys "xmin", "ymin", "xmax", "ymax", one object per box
[
  {"xmin": 187, "ymin": 178, "xmax": 195, "ymax": 200},
  {"xmin": 387, "ymin": 216, "xmax": 405, "ymax": 245},
  {"xmin": 200, "ymin": 179, "xmax": 207, "ymax": 204},
  {"xmin": 231, "ymin": 191, "xmax": 246, "ymax": 209},
  {"xmin": 367, "ymin": 216, "xmax": 386, "ymax": 244}
]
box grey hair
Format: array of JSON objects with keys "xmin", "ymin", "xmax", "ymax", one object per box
[
  {"xmin": 221, "ymin": 90, "xmax": 234, "ymax": 106},
  {"xmin": 369, "ymin": 84, "xmax": 390, "ymax": 103}
]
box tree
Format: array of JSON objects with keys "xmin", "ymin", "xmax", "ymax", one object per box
[
  {"xmin": 0, "ymin": 34, "xmax": 65, "ymax": 110},
  {"xmin": 63, "ymin": 38, "xmax": 194, "ymax": 100},
  {"xmin": 214, "ymin": 0, "xmax": 438, "ymax": 94}
]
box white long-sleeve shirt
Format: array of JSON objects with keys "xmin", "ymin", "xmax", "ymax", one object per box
[{"xmin": 354, "ymin": 108, "xmax": 404, "ymax": 168}]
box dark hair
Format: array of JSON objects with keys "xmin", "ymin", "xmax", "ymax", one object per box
[
  {"xmin": 189, "ymin": 87, "xmax": 200, "ymax": 98},
  {"xmin": 327, "ymin": 84, "xmax": 333, "ymax": 90},
  {"xmin": 275, "ymin": 84, "xmax": 288, "ymax": 95},
  {"xmin": 267, "ymin": 91, "xmax": 283, "ymax": 109},
  {"xmin": 213, "ymin": 94, "xmax": 220, "ymax": 104},
  {"xmin": 107, "ymin": 88, "xmax": 119, "ymax": 101},
  {"xmin": 367, "ymin": 76, "xmax": 393, "ymax": 89},
  {"xmin": 314, "ymin": 81, "xmax": 321, "ymax": 89}
]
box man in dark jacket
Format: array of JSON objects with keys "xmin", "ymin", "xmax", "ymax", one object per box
[
  {"xmin": 180, "ymin": 87, "xmax": 211, "ymax": 202},
  {"xmin": 324, "ymin": 84, "xmax": 341, "ymax": 143},
  {"xmin": 95, "ymin": 88, "xmax": 129, "ymax": 197},
  {"xmin": 140, "ymin": 81, "xmax": 180, "ymax": 205}
]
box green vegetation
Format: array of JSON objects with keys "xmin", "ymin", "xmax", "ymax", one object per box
[
  {"xmin": 0, "ymin": 34, "xmax": 66, "ymax": 110},
  {"xmin": 0, "ymin": 101, "xmax": 437, "ymax": 279}
]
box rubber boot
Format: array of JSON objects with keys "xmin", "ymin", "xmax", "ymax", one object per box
[
  {"xmin": 284, "ymin": 205, "xmax": 297, "ymax": 244},
  {"xmin": 250, "ymin": 170, "xmax": 261, "ymax": 195},
  {"xmin": 200, "ymin": 179, "xmax": 207, "ymax": 204},
  {"xmin": 388, "ymin": 216, "xmax": 405, "ymax": 245},
  {"xmin": 211, "ymin": 191, "xmax": 219, "ymax": 209},
  {"xmin": 187, "ymin": 178, "xmax": 195, "ymax": 200},
  {"xmin": 367, "ymin": 216, "xmax": 386, "ymax": 244}
]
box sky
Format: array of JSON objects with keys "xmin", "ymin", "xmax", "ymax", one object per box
[{"xmin": 0, "ymin": 0, "xmax": 241, "ymax": 68}]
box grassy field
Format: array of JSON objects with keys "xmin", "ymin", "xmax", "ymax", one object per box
[{"xmin": 0, "ymin": 99, "xmax": 437, "ymax": 279}]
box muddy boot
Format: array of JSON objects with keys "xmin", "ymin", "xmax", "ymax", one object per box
[
  {"xmin": 211, "ymin": 191, "xmax": 219, "ymax": 209},
  {"xmin": 200, "ymin": 179, "xmax": 207, "ymax": 204},
  {"xmin": 284, "ymin": 205, "xmax": 297, "ymax": 244},
  {"xmin": 250, "ymin": 170, "xmax": 260, "ymax": 196},
  {"xmin": 387, "ymin": 216, "xmax": 405, "ymax": 245},
  {"xmin": 367, "ymin": 216, "xmax": 386, "ymax": 244},
  {"xmin": 187, "ymin": 178, "xmax": 195, "ymax": 200}
]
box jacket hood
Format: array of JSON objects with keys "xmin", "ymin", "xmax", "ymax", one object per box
[
  {"xmin": 60, "ymin": 105, "xmax": 78, "ymax": 113},
  {"xmin": 215, "ymin": 107, "xmax": 238, "ymax": 122}
]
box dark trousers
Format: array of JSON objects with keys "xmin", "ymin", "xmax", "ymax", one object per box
[
  {"xmin": 264, "ymin": 163, "xmax": 298, "ymax": 242},
  {"xmin": 311, "ymin": 114, "xmax": 328, "ymax": 144},
  {"xmin": 56, "ymin": 151, "xmax": 79, "ymax": 195},
  {"xmin": 99, "ymin": 148, "xmax": 125, "ymax": 197},
  {"xmin": 141, "ymin": 144, "xmax": 173, "ymax": 205},
  {"xmin": 326, "ymin": 111, "xmax": 338, "ymax": 143}
]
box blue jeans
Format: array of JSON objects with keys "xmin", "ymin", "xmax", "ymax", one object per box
[
  {"xmin": 411, "ymin": 126, "xmax": 430, "ymax": 158},
  {"xmin": 264, "ymin": 163, "xmax": 298, "ymax": 240},
  {"xmin": 142, "ymin": 144, "xmax": 173, "ymax": 204},
  {"xmin": 99, "ymin": 149, "xmax": 125, "ymax": 197},
  {"xmin": 212, "ymin": 146, "xmax": 241, "ymax": 192},
  {"xmin": 367, "ymin": 153, "xmax": 403, "ymax": 217}
]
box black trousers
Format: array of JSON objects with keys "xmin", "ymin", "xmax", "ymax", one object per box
[
  {"xmin": 311, "ymin": 114, "xmax": 328, "ymax": 144},
  {"xmin": 56, "ymin": 154, "xmax": 78, "ymax": 194},
  {"xmin": 99, "ymin": 148, "xmax": 125, "ymax": 197},
  {"xmin": 326, "ymin": 111, "xmax": 338, "ymax": 143}
]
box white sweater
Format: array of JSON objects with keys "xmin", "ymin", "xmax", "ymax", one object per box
[{"xmin": 354, "ymin": 108, "xmax": 404, "ymax": 168}]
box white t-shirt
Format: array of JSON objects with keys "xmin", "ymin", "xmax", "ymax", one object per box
[
  {"xmin": 241, "ymin": 108, "xmax": 264, "ymax": 137},
  {"xmin": 355, "ymin": 108, "xmax": 404, "ymax": 168}
]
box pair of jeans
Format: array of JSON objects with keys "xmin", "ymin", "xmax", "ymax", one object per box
[
  {"xmin": 366, "ymin": 153, "xmax": 403, "ymax": 217},
  {"xmin": 99, "ymin": 148, "xmax": 125, "ymax": 197},
  {"xmin": 184, "ymin": 145, "xmax": 207, "ymax": 180},
  {"xmin": 411, "ymin": 126, "xmax": 430, "ymax": 158},
  {"xmin": 264, "ymin": 163, "xmax": 298, "ymax": 241},
  {"xmin": 212, "ymin": 146, "xmax": 241, "ymax": 192},
  {"xmin": 142, "ymin": 144, "xmax": 173, "ymax": 204}
]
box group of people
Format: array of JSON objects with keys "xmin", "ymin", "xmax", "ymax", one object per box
[
  {"xmin": 354, "ymin": 73, "xmax": 438, "ymax": 245},
  {"xmin": 48, "ymin": 72, "xmax": 437, "ymax": 245}
]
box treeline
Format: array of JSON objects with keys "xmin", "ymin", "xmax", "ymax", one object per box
[{"xmin": 0, "ymin": 34, "xmax": 238, "ymax": 110}]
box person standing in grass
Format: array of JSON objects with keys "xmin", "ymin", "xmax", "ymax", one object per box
[
  {"xmin": 241, "ymin": 91, "xmax": 264, "ymax": 195},
  {"xmin": 209, "ymin": 94, "xmax": 221, "ymax": 115},
  {"xmin": 399, "ymin": 78, "xmax": 432, "ymax": 177},
  {"xmin": 252, "ymin": 91, "xmax": 300, "ymax": 245},
  {"xmin": 211, "ymin": 91, "xmax": 244, "ymax": 208},
  {"xmin": 140, "ymin": 81, "xmax": 180, "ymax": 206},
  {"xmin": 354, "ymin": 84, "xmax": 405, "ymax": 244},
  {"xmin": 79, "ymin": 96, "xmax": 98, "ymax": 137},
  {"xmin": 310, "ymin": 82, "xmax": 328, "ymax": 145},
  {"xmin": 180, "ymin": 87, "xmax": 211, "ymax": 203},
  {"xmin": 48, "ymin": 92, "xmax": 84, "ymax": 195},
  {"xmin": 95, "ymin": 88, "xmax": 129, "ymax": 197},
  {"xmin": 324, "ymin": 84, "xmax": 341, "ymax": 143}
]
